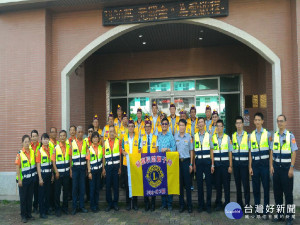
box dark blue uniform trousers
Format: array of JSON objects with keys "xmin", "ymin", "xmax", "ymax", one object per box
[
  {"xmin": 54, "ymin": 175, "xmax": 69, "ymax": 212},
  {"xmin": 72, "ymin": 167, "xmax": 86, "ymax": 210},
  {"xmin": 233, "ymin": 163, "xmax": 250, "ymax": 207},
  {"xmin": 179, "ymin": 159, "xmax": 192, "ymax": 209},
  {"xmin": 89, "ymin": 170, "xmax": 101, "ymax": 211},
  {"xmin": 195, "ymin": 159, "xmax": 212, "ymax": 210},
  {"xmin": 38, "ymin": 174, "xmax": 51, "ymax": 216},
  {"xmin": 273, "ymin": 164, "xmax": 294, "ymax": 221},
  {"xmin": 19, "ymin": 179, "xmax": 34, "ymax": 219},
  {"xmin": 215, "ymin": 165, "xmax": 230, "ymax": 207},
  {"xmin": 252, "ymin": 164, "xmax": 269, "ymax": 214},
  {"xmin": 105, "ymin": 164, "xmax": 119, "ymax": 207}
]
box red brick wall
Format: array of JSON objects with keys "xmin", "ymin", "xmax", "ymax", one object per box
[{"xmin": 0, "ymin": 10, "xmax": 47, "ymax": 171}]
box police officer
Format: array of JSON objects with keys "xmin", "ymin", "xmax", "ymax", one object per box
[
  {"xmin": 52, "ymin": 130, "xmax": 71, "ymax": 217},
  {"xmin": 103, "ymin": 125, "xmax": 122, "ymax": 212},
  {"xmin": 16, "ymin": 134, "xmax": 37, "ymax": 223},
  {"xmin": 140, "ymin": 119, "xmax": 158, "ymax": 211},
  {"xmin": 86, "ymin": 131, "xmax": 103, "ymax": 213},
  {"xmin": 249, "ymin": 112, "xmax": 271, "ymax": 219},
  {"xmin": 232, "ymin": 116, "xmax": 250, "ymax": 209},
  {"xmin": 70, "ymin": 126, "xmax": 88, "ymax": 215},
  {"xmin": 167, "ymin": 103, "xmax": 179, "ymax": 135},
  {"xmin": 85, "ymin": 124, "xmax": 94, "ymax": 148},
  {"xmin": 36, "ymin": 133, "xmax": 53, "ymax": 219},
  {"xmin": 210, "ymin": 119, "xmax": 233, "ymax": 211},
  {"xmin": 270, "ymin": 115, "xmax": 298, "ymax": 225},
  {"xmin": 157, "ymin": 117, "xmax": 176, "ymax": 211},
  {"xmin": 30, "ymin": 130, "xmax": 40, "ymax": 214},
  {"xmin": 122, "ymin": 118, "xmax": 139, "ymax": 211},
  {"xmin": 175, "ymin": 119, "xmax": 194, "ymax": 213},
  {"xmin": 194, "ymin": 117, "xmax": 213, "ymax": 214}
]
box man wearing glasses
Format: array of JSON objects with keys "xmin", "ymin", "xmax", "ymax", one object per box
[
  {"xmin": 210, "ymin": 119, "xmax": 233, "ymax": 211},
  {"xmin": 270, "ymin": 115, "xmax": 298, "ymax": 225},
  {"xmin": 139, "ymin": 119, "xmax": 158, "ymax": 211},
  {"xmin": 157, "ymin": 118, "xmax": 176, "ymax": 211},
  {"xmin": 232, "ymin": 116, "xmax": 250, "ymax": 210}
]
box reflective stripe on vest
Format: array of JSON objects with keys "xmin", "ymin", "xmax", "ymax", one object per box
[
  {"xmin": 71, "ymin": 139, "xmax": 87, "ymax": 166},
  {"xmin": 272, "ymin": 131, "xmax": 291, "ymax": 163},
  {"xmin": 40, "ymin": 147, "xmax": 52, "ymax": 174},
  {"xmin": 194, "ymin": 132, "xmax": 210, "ymax": 159},
  {"xmin": 141, "ymin": 134, "xmax": 157, "ymax": 153},
  {"xmin": 104, "ymin": 138, "xmax": 120, "ymax": 165},
  {"xmin": 17, "ymin": 149, "xmax": 37, "ymax": 181},
  {"xmin": 250, "ymin": 129, "xmax": 269, "ymax": 161},
  {"xmin": 89, "ymin": 145, "xmax": 103, "ymax": 171},
  {"xmin": 212, "ymin": 134, "xmax": 229, "ymax": 161},
  {"xmin": 55, "ymin": 144, "xmax": 70, "ymax": 173},
  {"xmin": 232, "ymin": 131, "xmax": 249, "ymax": 161},
  {"xmin": 123, "ymin": 134, "xmax": 139, "ymax": 166}
]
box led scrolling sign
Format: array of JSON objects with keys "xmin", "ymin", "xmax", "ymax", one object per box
[{"xmin": 103, "ymin": 0, "xmax": 228, "ymax": 26}]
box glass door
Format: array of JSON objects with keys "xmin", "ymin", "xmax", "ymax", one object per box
[
  {"xmin": 129, "ymin": 97, "xmax": 150, "ymax": 120},
  {"xmin": 195, "ymin": 95, "xmax": 219, "ymax": 118},
  {"xmin": 150, "ymin": 97, "xmax": 171, "ymax": 115}
]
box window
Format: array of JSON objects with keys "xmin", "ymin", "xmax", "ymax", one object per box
[
  {"xmin": 174, "ymin": 81, "xmax": 195, "ymax": 91},
  {"xmin": 196, "ymin": 79, "xmax": 218, "ymax": 90},
  {"xmin": 129, "ymin": 82, "xmax": 149, "ymax": 93},
  {"xmin": 110, "ymin": 82, "xmax": 127, "ymax": 97},
  {"xmin": 140, "ymin": 97, "xmax": 147, "ymax": 106},
  {"xmin": 150, "ymin": 82, "xmax": 170, "ymax": 92},
  {"xmin": 220, "ymin": 76, "xmax": 240, "ymax": 92}
]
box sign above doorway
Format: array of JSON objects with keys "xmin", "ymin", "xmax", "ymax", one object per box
[{"xmin": 103, "ymin": 0, "xmax": 228, "ymax": 26}]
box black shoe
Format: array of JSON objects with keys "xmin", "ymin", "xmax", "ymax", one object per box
[
  {"xmin": 21, "ymin": 217, "xmax": 28, "ymax": 223},
  {"xmin": 160, "ymin": 205, "xmax": 167, "ymax": 210},
  {"xmin": 188, "ymin": 207, "xmax": 193, "ymax": 213},
  {"xmin": 72, "ymin": 208, "xmax": 77, "ymax": 215},
  {"xmin": 40, "ymin": 214, "xmax": 48, "ymax": 219},
  {"xmin": 198, "ymin": 207, "xmax": 203, "ymax": 213},
  {"xmin": 79, "ymin": 208, "xmax": 88, "ymax": 213},
  {"xmin": 26, "ymin": 215, "xmax": 35, "ymax": 220},
  {"xmin": 206, "ymin": 208, "xmax": 212, "ymax": 214},
  {"xmin": 105, "ymin": 206, "xmax": 112, "ymax": 212},
  {"xmin": 133, "ymin": 205, "xmax": 138, "ymax": 211},
  {"xmin": 179, "ymin": 207, "xmax": 185, "ymax": 213},
  {"xmin": 215, "ymin": 206, "xmax": 222, "ymax": 211},
  {"xmin": 46, "ymin": 210, "xmax": 54, "ymax": 216},
  {"xmin": 32, "ymin": 208, "xmax": 38, "ymax": 214},
  {"xmin": 55, "ymin": 211, "xmax": 61, "ymax": 217},
  {"xmin": 114, "ymin": 205, "xmax": 119, "ymax": 211},
  {"xmin": 150, "ymin": 204, "xmax": 155, "ymax": 212},
  {"xmin": 145, "ymin": 204, "xmax": 150, "ymax": 212},
  {"xmin": 262, "ymin": 214, "xmax": 269, "ymax": 220},
  {"xmin": 286, "ymin": 220, "xmax": 293, "ymax": 225},
  {"xmin": 62, "ymin": 209, "xmax": 69, "ymax": 215},
  {"xmin": 168, "ymin": 206, "xmax": 173, "ymax": 211},
  {"xmin": 126, "ymin": 204, "xmax": 131, "ymax": 211}
]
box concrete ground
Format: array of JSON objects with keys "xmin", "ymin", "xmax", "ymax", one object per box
[{"xmin": 0, "ymin": 200, "xmax": 299, "ymax": 225}]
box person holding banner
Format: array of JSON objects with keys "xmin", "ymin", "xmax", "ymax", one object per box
[
  {"xmin": 102, "ymin": 126, "xmax": 122, "ymax": 212},
  {"xmin": 174, "ymin": 119, "xmax": 194, "ymax": 213},
  {"xmin": 194, "ymin": 117, "xmax": 214, "ymax": 214},
  {"xmin": 210, "ymin": 119, "xmax": 233, "ymax": 211},
  {"xmin": 122, "ymin": 119, "xmax": 139, "ymax": 211},
  {"xmin": 139, "ymin": 119, "xmax": 158, "ymax": 211},
  {"xmin": 157, "ymin": 117, "xmax": 176, "ymax": 211}
]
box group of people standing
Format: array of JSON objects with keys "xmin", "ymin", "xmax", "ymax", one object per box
[{"xmin": 15, "ymin": 102, "xmax": 297, "ymax": 225}]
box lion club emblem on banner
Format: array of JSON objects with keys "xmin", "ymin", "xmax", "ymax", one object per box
[{"xmin": 145, "ymin": 165, "xmax": 164, "ymax": 188}]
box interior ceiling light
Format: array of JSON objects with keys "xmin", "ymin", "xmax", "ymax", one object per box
[
  {"xmin": 139, "ymin": 34, "xmax": 143, "ymax": 38},
  {"xmin": 142, "ymin": 42, "xmax": 147, "ymax": 45}
]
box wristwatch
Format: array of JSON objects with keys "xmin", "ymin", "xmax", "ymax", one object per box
[
  {"xmin": 211, "ymin": 165, "xmax": 215, "ymax": 168},
  {"xmin": 189, "ymin": 163, "xmax": 193, "ymax": 167},
  {"xmin": 290, "ymin": 165, "xmax": 294, "ymax": 168}
]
